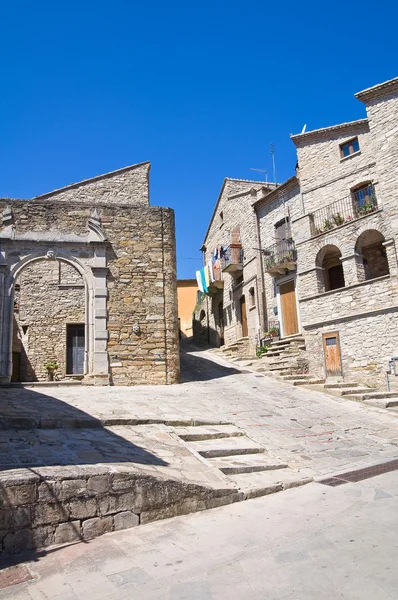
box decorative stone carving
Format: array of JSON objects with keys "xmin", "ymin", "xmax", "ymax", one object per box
[
  {"xmin": 46, "ymin": 250, "xmax": 56, "ymax": 260},
  {"xmin": 88, "ymin": 208, "xmax": 107, "ymax": 242}
]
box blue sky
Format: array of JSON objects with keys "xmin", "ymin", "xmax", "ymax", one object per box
[{"xmin": 1, "ymin": 1, "xmax": 397, "ymax": 278}]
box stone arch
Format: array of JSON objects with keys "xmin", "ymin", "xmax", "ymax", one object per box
[
  {"xmin": 0, "ymin": 247, "xmax": 108, "ymax": 384},
  {"xmin": 315, "ymin": 244, "xmax": 345, "ymax": 293},
  {"xmin": 354, "ymin": 229, "xmax": 389, "ymax": 281}
]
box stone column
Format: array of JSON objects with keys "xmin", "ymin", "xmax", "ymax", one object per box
[
  {"xmin": 383, "ymin": 239, "xmax": 398, "ymax": 277},
  {"xmin": 341, "ymin": 253, "xmax": 363, "ymax": 286},
  {"xmin": 0, "ymin": 264, "xmax": 11, "ymax": 384},
  {"xmin": 88, "ymin": 265, "xmax": 109, "ymax": 385}
]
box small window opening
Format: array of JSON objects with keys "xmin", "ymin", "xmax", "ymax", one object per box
[
  {"xmin": 340, "ymin": 137, "xmax": 360, "ymax": 158},
  {"xmin": 22, "ymin": 325, "xmax": 29, "ymax": 335},
  {"xmin": 249, "ymin": 287, "xmax": 255, "ymax": 308}
]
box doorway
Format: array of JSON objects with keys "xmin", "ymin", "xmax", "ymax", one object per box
[
  {"xmin": 322, "ymin": 332, "xmax": 342, "ymax": 378},
  {"xmin": 218, "ymin": 301, "xmax": 225, "ymax": 346},
  {"xmin": 239, "ymin": 296, "xmax": 248, "ymax": 337},
  {"xmin": 66, "ymin": 324, "xmax": 85, "ymax": 374},
  {"xmin": 279, "ymin": 280, "xmax": 299, "ymax": 337}
]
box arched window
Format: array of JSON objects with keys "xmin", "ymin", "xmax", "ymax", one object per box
[
  {"xmin": 249, "ymin": 287, "xmax": 255, "ymax": 308},
  {"xmin": 316, "ymin": 245, "xmax": 345, "ymax": 292},
  {"xmin": 351, "ymin": 182, "xmax": 377, "ymax": 216},
  {"xmin": 355, "ymin": 230, "xmax": 389, "ymax": 281}
]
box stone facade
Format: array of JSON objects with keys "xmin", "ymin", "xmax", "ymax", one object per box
[
  {"xmin": 194, "ymin": 179, "xmax": 276, "ymax": 352},
  {"xmin": 0, "ymin": 162, "xmax": 180, "ymax": 386},
  {"xmin": 252, "ymin": 76, "xmax": 398, "ymax": 388}
]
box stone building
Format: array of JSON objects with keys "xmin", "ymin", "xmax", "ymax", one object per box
[
  {"xmin": 253, "ymin": 76, "xmax": 398, "ymax": 388},
  {"xmin": 194, "ymin": 178, "xmax": 276, "ymax": 353},
  {"xmin": 0, "ymin": 161, "xmax": 180, "ymax": 386}
]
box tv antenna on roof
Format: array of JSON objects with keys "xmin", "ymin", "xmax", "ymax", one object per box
[
  {"xmin": 249, "ymin": 168, "xmax": 268, "ymax": 184},
  {"xmin": 270, "ymin": 143, "xmax": 277, "ymax": 186}
]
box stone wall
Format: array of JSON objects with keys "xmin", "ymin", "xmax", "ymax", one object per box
[
  {"xmin": 0, "ymin": 164, "xmax": 179, "ymax": 386},
  {"xmin": 13, "ymin": 260, "xmax": 85, "ymax": 381},
  {"xmin": 35, "ymin": 162, "xmax": 150, "ymax": 207},
  {"xmin": 0, "ymin": 465, "xmax": 239, "ymax": 554}
]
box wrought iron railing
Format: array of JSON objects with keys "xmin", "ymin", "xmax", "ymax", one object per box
[
  {"xmin": 310, "ymin": 185, "xmax": 378, "ymax": 236},
  {"xmin": 220, "ymin": 247, "xmax": 244, "ymax": 270},
  {"xmin": 263, "ymin": 239, "xmax": 297, "ymax": 271}
]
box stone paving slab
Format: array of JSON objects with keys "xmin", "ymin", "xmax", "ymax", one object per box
[
  {"xmin": 2, "ymin": 343, "xmax": 398, "ymax": 480},
  {"xmin": 2, "ymin": 471, "xmax": 398, "ymax": 599}
]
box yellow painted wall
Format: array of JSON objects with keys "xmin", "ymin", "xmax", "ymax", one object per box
[{"xmin": 177, "ymin": 280, "xmax": 198, "ymax": 338}]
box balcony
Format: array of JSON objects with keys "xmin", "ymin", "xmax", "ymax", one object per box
[
  {"xmin": 263, "ymin": 239, "xmax": 297, "ymax": 275},
  {"xmin": 221, "ymin": 246, "xmax": 244, "ymax": 274},
  {"xmin": 208, "ymin": 265, "xmax": 224, "ymax": 295},
  {"xmin": 310, "ymin": 185, "xmax": 378, "ymax": 237}
]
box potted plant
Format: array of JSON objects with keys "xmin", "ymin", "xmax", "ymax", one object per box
[
  {"xmin": 44, "ymin": 360, "xmax": 59, "ymax": 381},
  {"xmin": 332, "ymin": 212, "xmax": 345, "ymax": 226}
]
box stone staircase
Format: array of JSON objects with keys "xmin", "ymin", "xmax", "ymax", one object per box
[
  {"xmin": 214, "ymin": 337, "xmax": 253, "ymax": 361},
  {"xmin": 173, "ymin": 424, "xmax": 312, "ymax": 499},
  {"xmin": 319, "ymin": 382, "xmax": 398, "ymax": 409},
  {"xmin": 250, "ymin": 335, "xmax": 325, "ymax": 385}
]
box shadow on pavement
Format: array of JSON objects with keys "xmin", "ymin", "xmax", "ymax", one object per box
[{"xmin": 180, "ymin": 341, "xmax": 242, "ymax": 383}]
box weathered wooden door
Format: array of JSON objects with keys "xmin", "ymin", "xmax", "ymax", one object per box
[
  {"xmin": 240, "ymin": 296, "xmax": 248, "ymax": 337},
  {"xmin": 66, "ymin": 324, "xmax": 85, "ymax": 374},
  {"xmin": 323, "ymin": 332, "xmax": 342, "ymax": 377},
  {"xmin": 279, "ymin": 280, "xmax": 299, "ymax": 336}
]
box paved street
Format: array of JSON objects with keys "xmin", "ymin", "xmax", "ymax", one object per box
[
  {"xmin": 2, "ymin": 342, "xmax": 398, "ymax": 477},
  {"xmin": 2, "ymin": 470, "xmax": 398, "ymax": 599}
]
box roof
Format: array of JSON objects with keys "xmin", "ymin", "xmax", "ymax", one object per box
[
  {"xmin": 201, "ymin": 178, "xmax": 274, "ymax": 247},
  {"xmin": 33, "ymin": 161, "xmax": 150, "ymax": 200},
  {"xmin": 355, "ymin": 76, "xmax": 398, "ymax": 102},
  {"xmin": 291, "ymin": 119, "xmax": 368, "ymax": 145},
  {"xmin": 252, "ymin": 176, "xmax": 298, "ymax": 208}
]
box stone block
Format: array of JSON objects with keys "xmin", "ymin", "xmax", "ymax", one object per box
[
  {"xmin": 13, "ymin": 506, "xmax": 32, "ymax": 529},
  {"xmin": 87, "ymin": 475, "xmax": 110, "ymax": 494},
  {"xmin": 69, "ymin": 498, "xmax": 97, "ymax": 519},
  {"xmin": 113, "ymin": 511, "xmax": 139, "ymax": 531},
  {"xmin": 60, "ymin": 479, "xmax": 91, "ymax": 501},
  {"xmin": 82, "ymin": 516, "xmax": 113, "ymax": 541},
  {"xmin": 38, "ymin": 481, "xmax": 61, "ymax": 503},
  {"xmin": 54, "ymin": 521, "xmax": 82, "ymax": 545},
  {"xmin": 4, "ymin": 484, "xmax": 37, "ymax": 506},
  {"xmin": 33, "ymin": 502, "xmax": 69, "ymax": 525}
]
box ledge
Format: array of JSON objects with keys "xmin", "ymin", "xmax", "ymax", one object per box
[
  {"xmin": 299, "ymin": 274, "xmax": 391, "ymax": 303},
  {"xmin": 295, "ymin": 208, "xmax": 383, "ymax": 247},
  {"xmin": 302, "ymin": 303, "xmax": 398, "ymax": 330}
]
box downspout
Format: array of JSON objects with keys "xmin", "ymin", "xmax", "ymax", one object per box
[{"xmin": 253, "ymin": 204, "xmax": 267, "ymax": 337}]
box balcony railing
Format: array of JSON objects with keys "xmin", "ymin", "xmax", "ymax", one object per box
[
  {"xmin": 310, "ymin": 186, "xmax": 378, "ymax": 237},
  {"xmin": 263, "ymin": 239, "xmax": 297, "ymax": 275},
  {"xmin": 208, "ymin": 264, "xmax": 224, "ymax": 295},
  {"xmin": 221, "ymin": 247, "xmax": 244, "ymax": 274}
]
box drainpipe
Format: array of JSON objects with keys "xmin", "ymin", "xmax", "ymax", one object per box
[{"xmin": 253, "ymin": 205, "xmax": 267, "ymax": 337}]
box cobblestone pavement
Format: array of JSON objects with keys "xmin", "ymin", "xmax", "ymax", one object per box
[
  {"xmin": 2, "ymin": 342, "xmax": 398, "ymax": 478},
  {"xmin": 2, "ymin": 470, "xmax": 398, "ymax": 599}
]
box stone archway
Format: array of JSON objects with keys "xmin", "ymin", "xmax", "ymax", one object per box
[{"xmin": 0, "ymin": 245, "xmax": 109, "ymax": 385}]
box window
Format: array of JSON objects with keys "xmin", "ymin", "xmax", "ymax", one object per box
[
  {"xmin": 352, "ymin": 183, "xmax": 377, "ymax": 214},
  {"xmin": 275, "ymin": 218, "xmax": 291, "ymax": 240},
  {"xmin": 340, "ymin": 137, "xmax": 360, "ymax": 158},
  {"xmin": 249, "ymin": 287, "xmax": 255, "ymax": 308}
]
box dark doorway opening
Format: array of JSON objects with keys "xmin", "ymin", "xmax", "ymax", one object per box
[{"xmin": 66, "ymin": 324, "xmax": 85, "ymax": 374}]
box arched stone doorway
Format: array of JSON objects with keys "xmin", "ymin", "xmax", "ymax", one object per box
[{"xmin": 12, "ymin": 259, "xmax": 86, "ymax": 382}]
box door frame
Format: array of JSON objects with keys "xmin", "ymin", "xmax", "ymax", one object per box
[
  {"xmin": 275, "ymin": 274, "xmax": 301, "ymax": 338},
  {"xmin": 66, "ymin": 322, "xmax": 86, "ymax": 375},
  {"xmin": 322, "ymin": 331, "xmax": 343, "ymax": 378}
]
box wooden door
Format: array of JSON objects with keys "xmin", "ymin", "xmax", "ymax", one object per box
[
  {"xmin": 67, "ymin": 324, "xmax": 85, "ymax": 374},
  {"xmin": 323, "ymin": 332, "xmax": 342, "ymax": 377},
  {"xmin": 279, "ymin": 280, "xmax": 299, "ymax": 336},
  {"xmin": 240, "ymin": 296, "xmax": 248, "ymax": 337}
]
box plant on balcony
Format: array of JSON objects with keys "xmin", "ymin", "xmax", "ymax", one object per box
[
  {"xmin": 44, "ymin": 360, "xmax": 59, "ymax": 382},
  {"xmin": 283, "ymin": 251, "xmax": 294, "ymax": 262},
  {"xmin": 332, "ymin": 212, "xmax": 345, "ymax": 226},
  {"xmin": 358, "ymin": 199, "xmax": 376, "ymax": 216},
  {"xmin": 321, "ymin": 218, "xmax": 334, "ymax": 232},
  {"xmin": 264, "ymin": 326, "xmax": 279, "ymax": 338}
]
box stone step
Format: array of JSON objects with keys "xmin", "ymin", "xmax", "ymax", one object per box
[
  {"xmin": 271, "ymin": 336, "xmax": 305, "ymax": 347},
  {"xmin": 361, "ymin": 397, "xmax": 398, "ymax": 408},
  {"xmin": 339, "ymin": 387, "xmax": 378, "ymax": 396},
  {"xmin": 292, "ymin": 378, "xmax": 326, "ymax": 386},
  {"xmin": 227, "ymin": 470, "xmax": 313, "ymax": 499},
  {"xmin": 208, "ymin": 454, "xmax": 288, "ymax": 475},
  {"xmin": 344, "ymin": 391, "xmax": 398, "ymax": 404},
  {"xmin": 278, "ymin": 374, "xmax": 313, "ymax": 381},
  {"xmin": 323, "ymin": 382, "xmax": 361, "ymax": 389},
  {"xmin": 188, "ymin": 437, "xmax": 266, "ymax": 459},
  {"xmin": 173, "ymin": 425, "xmax": 245, "ymax": 442},
  {"xmin": 10, "ymin": 381, "xmax": 82, "ymax": 388}
]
